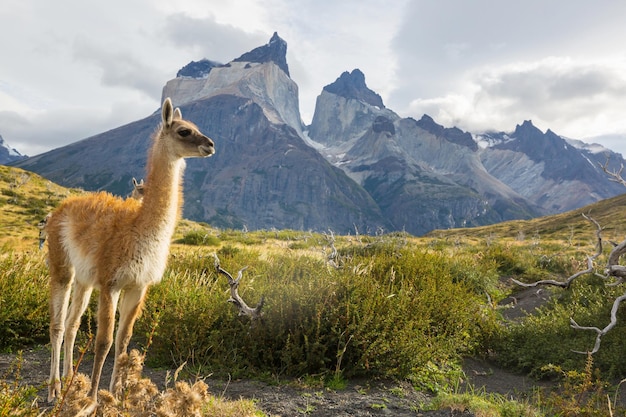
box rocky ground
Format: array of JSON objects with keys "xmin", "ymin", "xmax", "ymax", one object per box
[{"xmin": 0, "ymin": 285, "xmax": 552, "ymax": 416}]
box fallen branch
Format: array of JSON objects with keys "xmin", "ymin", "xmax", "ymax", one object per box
[{"xmin": 213, "ymin": 253, "xmax": 264, "ymax": 321}]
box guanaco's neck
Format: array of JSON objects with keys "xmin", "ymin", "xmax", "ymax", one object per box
[{"xmin": 136, "ymin": 137, "xmax": 185, "ymax": 236}]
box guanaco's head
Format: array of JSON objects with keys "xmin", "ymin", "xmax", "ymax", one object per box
[
  {"xmin": 130, "ymin": 178, "xmax": 145, "ymax": 200},
  {"xmin": 161, "ymin": 97, "xmax": 215, "ymax": 158}
]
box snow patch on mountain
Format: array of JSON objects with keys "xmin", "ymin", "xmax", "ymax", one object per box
[
  {"xmin": 472, "ymin": 133, "xmax": 513, "ymax": 149},
  {"xmin": 0, "ymin": 134, "xmax": 26, "ymax": 164}
]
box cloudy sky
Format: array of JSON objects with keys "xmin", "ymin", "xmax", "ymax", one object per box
[{"xmin": 2, "ymin": 0, "xmax": 626, "ymax": 157}]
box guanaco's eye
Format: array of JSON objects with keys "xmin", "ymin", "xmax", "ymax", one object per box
[{"xmin": 178, "ymin": 129, "xmax": 191, "ymax": 137}]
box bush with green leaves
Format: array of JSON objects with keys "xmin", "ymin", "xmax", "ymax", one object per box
[
  {"xmin": 493, "ymin": 274, "xmax": 626, "ymax": 378},
  {"xmin": 137, "ymin": 239, "xmax": 500, "ymax": 389}
]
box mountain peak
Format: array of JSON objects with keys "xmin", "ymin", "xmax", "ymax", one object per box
[
  {"xmin": 514, "ymin": 120, "xmax": 543, "ymax": 138},
  {"xmin": 323, "ymin": 69, "xmax": 385, "ymax": 108},
  {"xmin": 415, "ymin": 114, "xmax": 439, "ymax": 132},
  {"xmin": 233, "ymin": 32, "xmax": 289, "ymax": 76}
]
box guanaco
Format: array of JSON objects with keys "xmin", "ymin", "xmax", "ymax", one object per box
[{"xmin": 46, "ymin": 98, "xmax": 214, "ymax": 414}]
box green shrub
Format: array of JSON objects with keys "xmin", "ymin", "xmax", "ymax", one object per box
[
  {"xmin": 138, "ymin": 242, "xmax": 499, "ymax": 385},
  {"xmin": 484, "ymin": 243, "xmax": 529, "ymax": 276},
  {"xmin": 493, "ymin": 275, "xmax": 626, "ymax": 378},
  {"xmin": 176, "ymin": 230, "xmax": 220, "ymax": 246}
]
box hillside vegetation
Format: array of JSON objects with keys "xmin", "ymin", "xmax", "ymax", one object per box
[{"xmin": 2, "ymin": 165, "xmax": 626, "ymax": 416}]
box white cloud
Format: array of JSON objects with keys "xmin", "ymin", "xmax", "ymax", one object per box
[
  {"xmin": 2, "ymin": 0, "xmax": 626, "ymax": 157},
  {"xmin": 406, "ymin": 56, "xmax": 626, "ymax": 148},
  {"xmin": 73, "ymin": 39, "xmax": 166, "ymax": 99}
]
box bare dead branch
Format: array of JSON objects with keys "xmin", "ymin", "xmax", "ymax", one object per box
[
  {"xmin": 511, "ymin": 213, "xmax": 603, "ymax": 289},
  {"xmin": 510, "ymin": 212, "xmax": 626, "ymax": 354},
  {"xmin": 512, "ymin": 159, "xmax": 626, "ymax": 354},
  {"xmin": 213, "ymin": 253, "xmax": 264, "ymax": 321},
  {"xmin": 607, "ymin": 240, "xmax": 626, "ymax": 273},
  {"xmin": 599, "ymin": 156, "xmax": 626, "ymax": 186},
  {"xmin": 570, "ymin": 293, "xmax": 626, "ymax": 354},
  {"xmin": 511, "ymin": 255, "xmax": 595, "ymax": 289}
]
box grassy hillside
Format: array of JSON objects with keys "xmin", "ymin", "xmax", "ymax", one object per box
[
  {"xmin": 428, "ymin": 191, "xmax": 626, "ymax": 243},
  {"xmin": 0, "ymin": 165, "xmax": 84, "ymax": 251}
]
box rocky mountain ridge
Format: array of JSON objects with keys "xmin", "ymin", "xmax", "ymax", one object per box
[
  {"xmin": 476, "ymin": 121, "xmax": 625, "ymax": 213},
  {"xmin": 10, "ymin": 33, "xmax": 626, "ymax": 235}
]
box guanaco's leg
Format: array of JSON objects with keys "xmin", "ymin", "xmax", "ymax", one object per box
[
  {"xmin": 47, "ymin": 262, "xmax": 74, "ymax": 403},
  {"xmin": 110, "ymin": 285, "xmax": 148, "ymax": 393},
  {"xmin": 87, "ymin": 288, "xmax": 120, "ymax": 399},
  {"xmin": 62, "ymin": 282, "xmax": 93, "ymax": 378}
]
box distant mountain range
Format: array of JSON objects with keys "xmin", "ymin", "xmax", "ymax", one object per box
[{"xmin": 8, "ymin": 33, "xmax": 626, "ymax": 235}]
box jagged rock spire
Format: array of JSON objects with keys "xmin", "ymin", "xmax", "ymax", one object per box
[
  {"xmin": 233, "ymin": 32, "xmax": 290, "ymax": 76},
  {"xmin": 323, "ymin": 69, "xmax": 384, "ymax": 108}
]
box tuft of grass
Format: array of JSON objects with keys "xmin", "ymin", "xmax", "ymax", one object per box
[
  {"xmin": 539, "ymin": 354, "xmax": 626, "ymax": 417},
  {"xmin": 432, "ymin": 389, "xmax": 542, "ymax": 417}
]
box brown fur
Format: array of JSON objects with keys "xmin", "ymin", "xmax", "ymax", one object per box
[{"xmin": 46, "ymin": 98, "xmax": 215, "ymax": 414}]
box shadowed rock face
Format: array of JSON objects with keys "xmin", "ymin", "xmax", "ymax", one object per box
[
  {"xmin": 12, "ymin": 93, "xmax": 390, "ymax": 234},
  {"xmin": 415, "ymin": 115, "xmax": 477, "ymax": 151},
  {"xmin": 372, "ymin": 116, "xmax": 395, "ymax": 135}
]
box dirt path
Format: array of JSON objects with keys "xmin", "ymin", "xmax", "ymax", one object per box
[{"xmin": 1, "ymin": 345, "xmax": 549, "ymax": 416}]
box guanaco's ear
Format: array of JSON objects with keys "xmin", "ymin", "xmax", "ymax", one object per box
[
  {"xmin": 162, "ymin": 97, "xmax": 174, "ymax": 128},
  {"xmin": 173, "ymin": 107, "xmax": 182, "ymax": 120}
]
